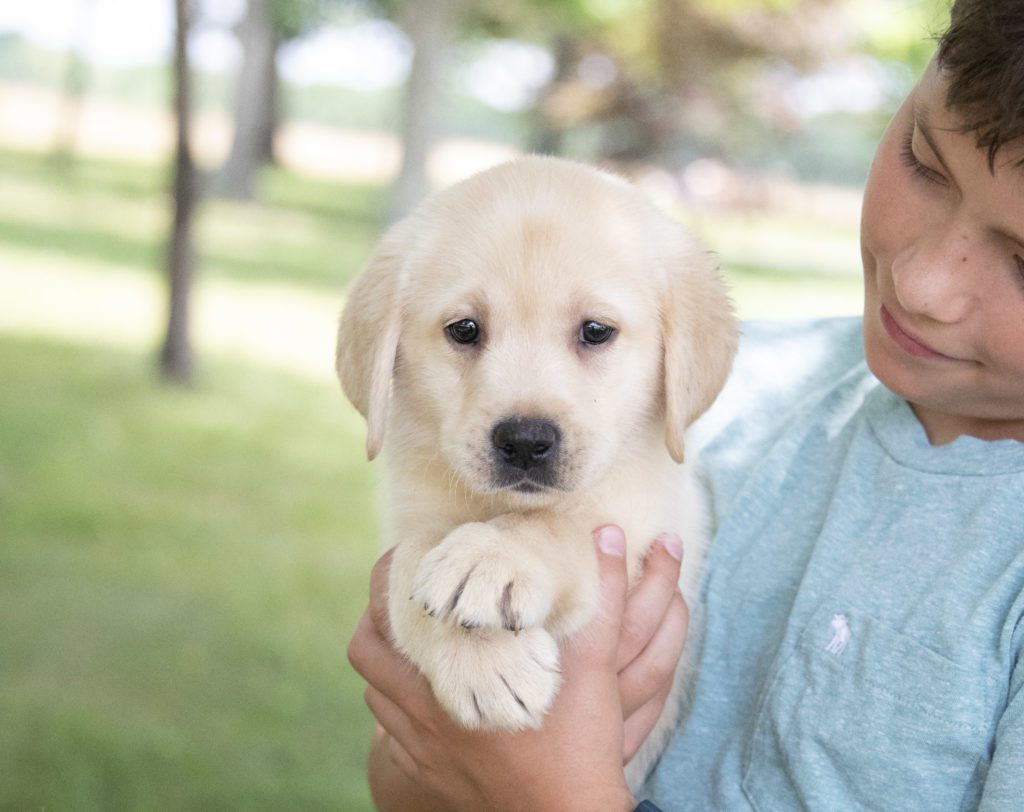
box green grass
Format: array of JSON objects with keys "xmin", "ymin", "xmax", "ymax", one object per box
[
  {"xmin": 0, "ymin": 142, "xmax": 864, "ymax": 809},
  {"xmin": 0, "ymin": 336, "xmax": 378, "ymax": 810}
]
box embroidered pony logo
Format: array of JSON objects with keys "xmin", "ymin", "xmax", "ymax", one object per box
[{"xmin": 825, "ymin": 613, "xmax": 851, "ymax": 656}]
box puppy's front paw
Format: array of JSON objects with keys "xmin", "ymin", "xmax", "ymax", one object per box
[
  {"xmin": 413, "ymin": 523, "xmax": 554, "ymax": 632},
  {"xmin": 430, "ymin": 627, "xmax": 561, "ymax": 730}
]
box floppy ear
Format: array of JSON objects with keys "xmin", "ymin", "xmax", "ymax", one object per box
[
  {"xmin": 336, "ymin": 221, "xmax": 412, "ymax": 460},
  {"xmin": 661, "ymin": 235, "xmax": 739, "ymax": 464}
]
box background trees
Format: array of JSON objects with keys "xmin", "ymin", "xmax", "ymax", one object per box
[{"xmin": 141, "ymin": 0, "xmax": 940, "ymax": 379}]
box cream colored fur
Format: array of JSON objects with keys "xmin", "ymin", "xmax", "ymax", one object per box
[{"xmin": 337, "ymin": 155, "xmax": 737, "ymax": 789}]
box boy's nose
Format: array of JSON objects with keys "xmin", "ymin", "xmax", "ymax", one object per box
[{"xmin": 892, "ymin": 228, "xmax": 978, "ymax": 323}]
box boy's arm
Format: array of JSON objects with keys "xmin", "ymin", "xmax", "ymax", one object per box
[{"xmin": 978, "ymin": 651, "xmax": 1024, "ymax": 810}]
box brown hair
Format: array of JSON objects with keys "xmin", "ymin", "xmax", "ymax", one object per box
[{"xmin": 938, "ymin": 0, "xmax": 1024, "ymax": 167}]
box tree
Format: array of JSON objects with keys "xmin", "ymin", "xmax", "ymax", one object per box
[
  {"xmin": 52, "ymin": 0, "xmax": 96, "ymax": 162},
  {"xmin": 213, "ymin": 0, "xmax": 280, "ymax": 198},
  {"xmin": 384, "ymin": 0, "xmax": 591, "ymax": 220},
  {"xmin": 214, "ymin": 0, "xmax": 340, "ymax": 199},
  {"xmin": 161, "ymin": 0, "xmax": 199, "ymax": 384},
  {"xmin": 387, "ymin": 0, "xmax": 464, "ymax": 222}
]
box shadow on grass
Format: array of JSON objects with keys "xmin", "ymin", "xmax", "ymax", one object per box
[
  {"xmin": 0, "ymin": 147, "xmax": 387, "ymax": 290},
  {"xmin": 0, "ymin": 147, "xmax": 388, "ymax": 226},
  {"xmin": 0, "ymin": 217, "xmax": 162, "ymax": 272}
]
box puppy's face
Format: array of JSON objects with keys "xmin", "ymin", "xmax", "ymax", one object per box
[
  {"xmin": 398, "ymin": 209, "xmax": 665, "ymax": 503},
  {"xmin": 337, "ymin": 157, "xmax": 737, "ymax": 503}
]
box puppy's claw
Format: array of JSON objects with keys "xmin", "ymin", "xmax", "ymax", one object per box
[
  {"xmin": 499, "ymin": 581, "xmax": 521, "ymax": 632},
  {"xmin": 446, "ymin": 567, "xmax": 475, "ymax": 618},
  {"xmin": 499, "ymin": 673, "xmax": 530, "ymax": 717}
]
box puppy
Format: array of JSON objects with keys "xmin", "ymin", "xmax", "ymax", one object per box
[{"xmin": 337, "ymin": 155, "xmax": 737, "ymax": 787}]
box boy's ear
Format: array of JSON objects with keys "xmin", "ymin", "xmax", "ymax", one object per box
[
  {"xmin": 661, "ymin": 236, "xmax": 738, "ymax": 464},
  {"xmin": 336, "ymin": 221, "xmax": 412, "ymax": 460}
]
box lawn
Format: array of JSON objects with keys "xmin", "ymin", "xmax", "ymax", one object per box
[
  {"xmin": 0, "ymin": 145, "xmax": 863, "ymax": 809},
  {"xmin": 0, "ymin": 149, "xmax": 384, "ymax": 809},
  {"xmin": 0, "ymin": 337, "xmax": 378, "ymax": 810}
]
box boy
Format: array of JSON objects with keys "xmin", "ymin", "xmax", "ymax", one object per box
[{"xmin": 348, "ymin": 1, "xmax": 1024, "ymax": 808}]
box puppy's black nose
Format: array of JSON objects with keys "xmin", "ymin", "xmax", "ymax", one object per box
[{"xmin": 491, "ymin": 418, "xmax": 561, "ymax": 471}]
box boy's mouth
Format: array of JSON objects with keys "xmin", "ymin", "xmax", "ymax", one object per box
[{"xmin": 880, "ymin": 305, "xmax": 960, "ymax": 361}]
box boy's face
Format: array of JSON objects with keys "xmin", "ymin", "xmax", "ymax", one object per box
[{"xmin": 861, "ymin": 59, "xmax": 1024, "ymax": 444}]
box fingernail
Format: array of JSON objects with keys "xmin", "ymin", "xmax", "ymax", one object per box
[
  {"xmin": 594, "ymin": 525, "xmax": 626, "ymax": 557},
  {"xmin": 657, "ymin": 534, "xmax": 683, "ymax": 562}
]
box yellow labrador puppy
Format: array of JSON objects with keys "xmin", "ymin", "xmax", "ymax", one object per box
[{"xmin": 338, "ymin": 156, "xmax": 736, "ymax": 786}]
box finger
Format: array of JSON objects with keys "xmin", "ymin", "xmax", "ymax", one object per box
[
  {"xmin": 570, "ymin": 525, "xmax": 630, "ymax": 667},
  {"xmin": 372, "ymin": 724, "xmax": 422, "ymax": 783},
  {"xmin": 386, "ymin": 730, "xmax": 422, "ymax": 781},
  {"xmin": 369, "ymin": 547, "xmax": 395, "ymax": 639},
  {"xmin": 617, "ymin": 535, "xmax": 684, "ymax": 671},
  {"xmin": 618, "ymin": 592, "xmax": 689, "ymax": 718},
  {"xmin": 347, "ymin": 607, "xmax": 436, "ymax": 712},
  {"xmin": 622, "ymin": 684, "xmax": 673, "ymax": 764},
  {"xmin": 365, "ymin": 685, "xmax": 423, "ymax": 764}
]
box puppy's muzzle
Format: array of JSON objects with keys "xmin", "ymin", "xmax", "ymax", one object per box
[{"xmin": 490, "ymin": 417, "xmax": 561, "ymax": 491}]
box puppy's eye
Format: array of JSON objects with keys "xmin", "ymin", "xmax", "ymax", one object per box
[
  {"xmin": 579, "ymin": 320, "xmax": 615, "ymax": 346},
  {"xmin": 446, "ymin": 319, "xmax": 480, "ymax": 345}
]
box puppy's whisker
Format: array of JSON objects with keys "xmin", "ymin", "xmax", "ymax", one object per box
[{"xmin": 444, "ymin": 466, "xmax": 459, "ymax": 502}]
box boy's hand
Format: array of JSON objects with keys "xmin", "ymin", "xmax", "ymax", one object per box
[{"xmin": 347, "ymin": 526, "xmax": 688, "ymax": 810}]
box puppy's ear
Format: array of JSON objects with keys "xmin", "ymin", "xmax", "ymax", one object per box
[
  {"xmin": 336, "ymin": 220, "xmax": 412, "ymax": 460},
  {"xmin": 661, "ymin": 234, "xmax": 738, "ymax": 464}
]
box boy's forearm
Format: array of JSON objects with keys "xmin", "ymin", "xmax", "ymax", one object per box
[{"xmin": 368, "ymin": 726, "xmax": 452, "ymax": 812}]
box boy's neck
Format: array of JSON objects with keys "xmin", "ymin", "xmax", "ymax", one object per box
[{"xmin": 910, "ymin": 402, "xmax": 1024, "ymax": 445}]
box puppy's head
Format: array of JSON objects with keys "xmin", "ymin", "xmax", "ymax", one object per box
[{"xmin": 337, "ymin": 156, "xmax": 737, "ymax": 503}]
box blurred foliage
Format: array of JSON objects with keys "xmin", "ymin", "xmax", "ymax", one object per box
[
  {"xmin": 268, "ymin": 0, "xmax": 344, "ymax": 39},
  {"xmin": 0, "ymin": 0, "xmax": 954, "ymax": 183},
  {"xmin": 852, "ymin": 0, "xmax": 951, "ymax": 70},
  {"xmin": 483, "ymin": 0, "xmax": 944, "ymax": 166}
]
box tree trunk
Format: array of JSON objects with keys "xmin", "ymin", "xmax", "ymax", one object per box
[
  {"xmin": 258, "ymin": 46, "xmax": 279, "ymax": 166},
  {"xmin": 161, "ymin": 0, "xmax": 197, "ymax": 385},
  {"xmin": 52, "ymin": 0, "xmax": 96, "ymax": 161},
  {"xmin": 387, "ymin": 0, "xmax": 463, "ymax": 223},
  {"xmin": 214, "ymin": 0, "xmax": 280, "ymax": 199}
]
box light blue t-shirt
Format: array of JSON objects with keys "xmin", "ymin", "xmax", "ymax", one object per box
[{"xmin": 644, "ymin": 317, "xmax": 1024, "ymax": 811}]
